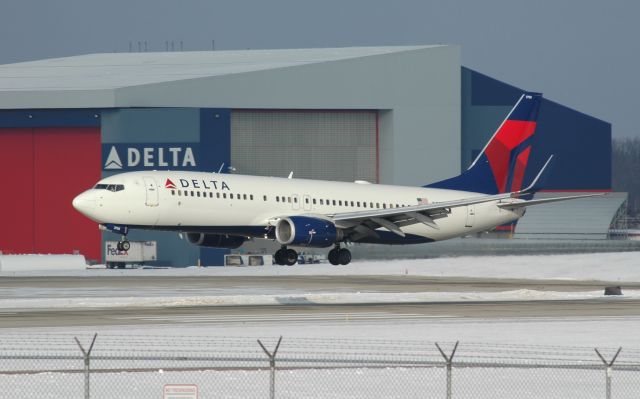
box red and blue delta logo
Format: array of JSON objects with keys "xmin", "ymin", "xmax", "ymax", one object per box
[{"xmin": 165, "ymin": 178, "xmax": 177, "ymax": 189}]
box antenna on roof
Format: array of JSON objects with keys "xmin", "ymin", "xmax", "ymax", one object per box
[
  {"xmin": 217, "ymin": 163, "xmax": 225, "ymax": 173},
  {"xmin": 288, "ymin": 171, "xmax": 293, "ymax": 179},
  {"xmin": 211, "ymin": 40, "xmax": 215, "ymax": 51}
]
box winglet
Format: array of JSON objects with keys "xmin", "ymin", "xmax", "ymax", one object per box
[{"xmin": 515, "ymin": 155, "xmax": 553, "ymax": 196}]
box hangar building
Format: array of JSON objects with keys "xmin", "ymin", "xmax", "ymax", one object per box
[{"xmin": 0, "ymin": 45, "xmax": 619, "ymax": 265}]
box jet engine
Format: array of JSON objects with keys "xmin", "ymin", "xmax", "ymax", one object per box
[
  {"xmin": 275, "ymin": 216, "xmax": 342, "ymax": 248},
  {"xmin": 185, "ymin": 233, "xmax": 246, "ymax": 249}
]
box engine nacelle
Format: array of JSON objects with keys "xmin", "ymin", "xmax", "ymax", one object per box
[
  {"xmin": 186, "ymin": 233, "xmax": 246, "ymax": 249},
  {"xmin": 275, "ymin": 216, "xmax": 341, "ymax": 248}
]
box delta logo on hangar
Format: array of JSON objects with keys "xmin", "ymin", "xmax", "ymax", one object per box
[{"xmin": 104, "ymin": 145, "xmax": 197, "ymax": 170}]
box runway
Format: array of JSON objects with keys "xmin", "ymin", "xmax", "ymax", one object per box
[
  {"xmin": 1, "ymin": 275, "xmax": 636, "ymax": 298},
  {"xmin": 0, "ymin": 274, "xmax": 638, "ymax": 328},
  {"xmin": 2, "ymin": 299, "xmax": 640, "ymax": 328}
]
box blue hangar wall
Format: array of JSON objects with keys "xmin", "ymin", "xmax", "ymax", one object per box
[
  {"xmin": 461, "ymin": 67, "xmax": 611, "ymax": 191},
  {"xmin": 101, "ymin": 107, "xmax": 231, "ymax": 266}
]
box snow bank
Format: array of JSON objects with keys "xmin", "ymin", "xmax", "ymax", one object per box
[
  {"xmin": 0, "ymin": 254, "xmax": 86, "ymax": 272},
  {"xmin": 0, "ymin": 289, "xmax": 637, "ymax": 310}
]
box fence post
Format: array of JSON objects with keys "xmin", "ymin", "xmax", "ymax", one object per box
[
  {"xmin": 595, "ymin": 347, "xmax": 622, "ymax": 399},
  {"xmin": 74, "ymin": 333, "xmax": 98, "ymax": 399},
  {"xmin": 258, "ymin": 336, "xmax": 283, "ymax": 399},
  {"xmin": 435, "ymin": 341, "xmax": 459, "ymax": 399}
]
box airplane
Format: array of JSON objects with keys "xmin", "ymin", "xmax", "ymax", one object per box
[{"xmin": 73, "ymin": 92, "xmax": 602, "ymax": 266}]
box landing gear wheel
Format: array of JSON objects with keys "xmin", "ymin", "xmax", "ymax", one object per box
[
  {"xmin": 120, "ymin": 240, "xmax": 130, "ymax": 251},
  {"xmin": 338, "ymin": 248, "xmax": 351, "ymax": 265},
  {"xmin": 274, "ymin": 249, "xmax": 286, "ymax": 265},
  {"xmin": 328, "ymin": 249, "xmax": 340, "ymax": 265},
  {"xmin": 285, "ymin": 249, "xmax": 298, "ymax": 266}
]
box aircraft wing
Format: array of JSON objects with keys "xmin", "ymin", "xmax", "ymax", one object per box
[
  {"xmin": 328, "ymin": 191, "xmax": 514, "ymax": 238},
  {"xmin": 326, "ymin": 156, "xmax": 560, "ymax": 240},
  {"xmin": 497, "ymin": 193, "xmax": 605, "ymax": 210}
]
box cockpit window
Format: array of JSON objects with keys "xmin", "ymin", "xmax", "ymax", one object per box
[{"xmin": 95, "ymin": 184, "xmax": 125, "ymax": 192}]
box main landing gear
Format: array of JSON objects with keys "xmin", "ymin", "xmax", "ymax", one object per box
[
  {"xmin": 328, "ymin": 244, "xmax": 351, "ymax": 266},
  {"xmin": 274, "ymin": 245, "xmax": 298, "ymax": 266},
  {"xmin": 273, "ymin": 244, "xmax": 352, "ymax": 266}
]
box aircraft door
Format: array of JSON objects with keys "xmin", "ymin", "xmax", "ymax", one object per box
[
  {"xmin": 143, "ymin": 177, "xmax": 159, "ymax": 207},
  {"xmin": 465, "ymin": 205, "xmax": 475, "ymax": 228},
  {"xmin": 292, "ymin": 194, "xmax": 300, "ymax": 210},
  {"xmin": 303, "ymin": 194, "xmax": 312, "ymax": 211}
]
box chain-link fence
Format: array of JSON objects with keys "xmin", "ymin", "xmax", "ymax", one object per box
[{"xmin": 1, "ymin": 333, "xmax": 640, "ymax": 398}]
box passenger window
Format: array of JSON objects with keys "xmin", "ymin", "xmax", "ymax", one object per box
[
  {"xmin": 216, "ymin": 192, "xmax": 220, "ymax": 198},
  {"xmin": 350, "ymin": 201, "xmax": 354, "ymax": 207},
  {"xmin": 333, "ymin": 200, "xmax": 336, "ymax": 206},
  {"xmin": 319, "ymin": 199, "xmax": 324, "ymax": 205},
  {"xmin": 190, "ymin": 191, "xmax": 194, "ymax": 197},
  {"xmin": 178, "ymin": 190, "xmax": 182, "ymax": 196},
  {"xmin": 263, "ymin": 195, "xmax": 267, "ymax": 201},
  {"xmin": 288, "ymin": 197, "xmax": 292, "ymax": 203},
  {"xmin": 276, "ymin": 196, "xmax": 280, "ymax": 202},
  {"xmin": 338, "ymin": 200, "xmax": 342, "ymax": 206},
  {"xmin": 197, "ymin": 191, "xmax": 201, "ymax": 197},
  {"xmin": 363, "ymin": 202, "xmax": 367, "ymax": 208},
  {"xmin": 223, "ymin": 193, "xmax": 227, "ymax": 199},
  {"xmin": 293, "ymin": 197, "xmax": 297, "ymax": 203},
  {"xmin": 237, "ymin": 195, "xmax": 241, "ymax": 200},
  {"xmin": 357, "ymin": 201, "xmax": 361, "ymax": 207},
  {"xmin": 305, "ymin": 198, "xmax": 309, "ymax": 204},
  {"xmin": 230, "ymin": 193, "xmax": 234, "ymax": 199},
  {"xmin": 250, "ymin": 194, "xmax": 254, "ymax": 200},
  {"xmin": 383, "ymin": 204, "xmax": 387, "ymax": 209},
  {"xmin": 376, "ymin": 202, "xmax": 379, "ymax": 208},
  {"xmin": 243, "ymin": 194, "xmax": 247, "ymax": 200}
]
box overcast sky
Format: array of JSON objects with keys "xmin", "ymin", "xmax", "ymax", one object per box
[{"xmin": 1, "ymin": 0, "xmax": 638, "ymax": 138}]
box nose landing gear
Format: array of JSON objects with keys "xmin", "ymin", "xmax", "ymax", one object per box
[
  {"xmin": 328, "ymin": 244, "xmax": 351, "ymax": 265},
  {"xmin": 274, "ymin": 245, "xmax": 298, "ymax": 266},
  {"xmin": 116, "ymin": 238, "xmax": 130, "ymax": 251}
]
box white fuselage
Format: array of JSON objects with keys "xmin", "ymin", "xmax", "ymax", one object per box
[{"xmin": 73, "ymin": 171, "xmax": 524, "ymax": 244}]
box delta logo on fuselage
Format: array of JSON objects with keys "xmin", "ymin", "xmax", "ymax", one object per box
[
  {"xmin": 165, "ymin": 178, "xmax": 230, "ymax": 191},
  {"xmin": 104, "ymin": 145, "xmax": 196, "ymax": 170}
]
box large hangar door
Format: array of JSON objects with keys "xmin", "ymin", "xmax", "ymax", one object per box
[
  {"xmin": 231, "ymin": 111, "xmax": 378, "ymax": 182},
  {"xmin": 0, "ymin": 127, "xmax": 100, "ymax": 259}
]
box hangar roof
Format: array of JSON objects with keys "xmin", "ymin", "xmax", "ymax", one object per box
[{"xmin": 0, "ymin": 46, "xmax": 440, "ymax": 91}]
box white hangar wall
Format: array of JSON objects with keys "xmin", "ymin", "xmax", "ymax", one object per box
[{"xmin": 114, "ymin": 46, "xmax": 461, "ymax": 186}]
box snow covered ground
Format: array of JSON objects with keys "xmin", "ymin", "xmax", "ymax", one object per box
[
  {"xmin": 2, "ymin": 252, "xmax": 640, "ymax": 397},
  {"xmin": 2, "ymin": 251, "xmax": 639, "ymax": 282}
]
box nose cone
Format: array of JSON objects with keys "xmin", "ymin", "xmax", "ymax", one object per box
[{"xmin": 72, "ymin": 191, "xmax": 95, "ymax": 216}]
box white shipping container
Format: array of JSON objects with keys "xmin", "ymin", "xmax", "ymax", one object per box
[{"xmin": 105, "ymin": 241, "xmax": 157, "ymax": 269}]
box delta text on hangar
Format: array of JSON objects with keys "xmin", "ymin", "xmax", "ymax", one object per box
[{"xmin": 0, "ymin": 45, "xmax": 622, "ymax": 266}]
